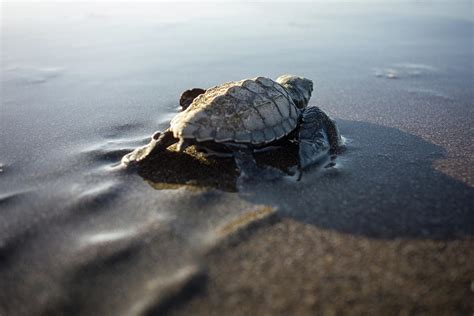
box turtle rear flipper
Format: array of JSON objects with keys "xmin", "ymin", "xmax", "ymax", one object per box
[
  {"xmin": 298, "ymin": 106, "xmax": 340, "ymax": 170},
  {"xmin": 179, "ymin": 88, "xmax": 206, "ymax": 110}
]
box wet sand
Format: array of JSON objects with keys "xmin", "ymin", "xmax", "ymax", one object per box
[
  {"xmin": 169, "ymin": 219, "xmax": 474, "ymax": 316},
  {"xmin": 156, "ymin": 118, "xmax": 474, "ymax": 316},
  {"xmin": 2, "ymin": 2, "xmax": 473, "ymax": 315},
  {"xmin": 133, "ymin": 101, "xmax": 474, "ymax": 316}
]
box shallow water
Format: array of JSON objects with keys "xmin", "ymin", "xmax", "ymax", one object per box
[{"xmin": 1, "ymin": 2, "xmax": 473, "ymax": 315}]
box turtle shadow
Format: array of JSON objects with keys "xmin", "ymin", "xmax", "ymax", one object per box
[
  {"xmin": 135, "ymin": 120, "xmax": 473, "ymax": 240},
  {"xmin": 239, "ymin": 120, "xmax": 474, "ymax": 240},
  {"xmin": 135, "ymin": 141, "xmax": 300, "ymax": 192}
]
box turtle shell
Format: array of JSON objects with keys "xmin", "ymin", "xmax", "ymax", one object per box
[{"xmin": 170, "ymin": 77, "xmax": 301, "ymax": 145}]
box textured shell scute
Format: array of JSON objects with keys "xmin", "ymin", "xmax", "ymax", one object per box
[
  {"xmin": 255, "ymin": 76, "xmax": 275, "ymax": 87},
  {"xmin": 180, "ymin": 123, "xmax": 199, "ymax": 138},
  {"xmin": 265, "ymin": 84, "xmax": 284, "ymax": 99},
  {"xmin": 251, "ymin": 130, "xmax": 266, "ymax": 144},
  {"xmin": 234, "ymin": 130, "xmax": 252, "ymax": 143},
  {"xmin": 273, "ymin": 95, "xmax": 291, "ymax": 118},
  {"xmin": 289, "ymin": 103, "xmax": 300, "ymax": 120},
  {"xmin": 273, "ymin": 125, "xmax": 285, "ymax": 138},
  {"xmin": 195, "ymin": 126, "xmax": 216, "ymax": 142},
  {"xmin": 254, "ymin": 101, "xmax": 283, "ymax": 127},
  {"xmin": 215, "ymin": 127, "xmax": 235, "ymax": 143},
  {"xmin": 263, "ymin": 127, "xmax": 277, "ymax": 142},
  {"xmin": 282, "ymin": 119, "xmax": 294, "ymax": 134},
  {"xmin": 226, "ymin": 85, "xmax": 255, "ymax": 101},
  {"xmin": 273, "ymin": 83, "xmax": 290, "ymax": 98},
  {"xmin": 241, "ymin": 108, "xmax": 266, "ymax": 131},
  {"xmin": 242, "ymin": 79, "xmax": 266, "ymax": 94}
]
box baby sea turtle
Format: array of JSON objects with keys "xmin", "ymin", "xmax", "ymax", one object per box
[{"xmin": 123, "ymin": 75, "xmax": 343, "ymax": 179}]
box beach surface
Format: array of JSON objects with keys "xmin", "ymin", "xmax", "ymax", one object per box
[{"xmin": 1, "ymin": 2, "xmax": 473, "ymax": 315}]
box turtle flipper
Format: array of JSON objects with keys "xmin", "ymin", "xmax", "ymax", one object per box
[
  {"xmin": 233, "ymin": 150, "xmax": 285, "ymax": 181},
  {"xmin": 298, "ymin": 106, "xmax": 342, "ymax": 169},
  {"xmin": 122, "ymin": 129, "xmax": 177, "ymax": 166},
  {"xmin": 179, "ymin": 88, "xmax": 206, "ymax": 111}
]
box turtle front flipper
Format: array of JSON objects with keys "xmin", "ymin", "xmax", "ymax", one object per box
[
  {"xmin": 298, "ymin": 106, "xmax": 342, "ymax": 170},
  {"xmin": 179, "ymin": 88, "xmax": 206, "ymax": 111},
  {"xmin": 122, "ymin": 129, "xmax": 178, "ymax": 166}
]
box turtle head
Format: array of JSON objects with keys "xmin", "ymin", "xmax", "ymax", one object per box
[{"xmin": 276, "ymin": 75, "xmax": 313, "ymax": 109}]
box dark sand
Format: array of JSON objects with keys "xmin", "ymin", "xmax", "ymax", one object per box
[
  {"xmin": 168, "ymin": 219, "xmax": 474, "ymax": 316},
  {"xmin": 154, "ymin": 119, "xmax": 474, "ymax": 316}
]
